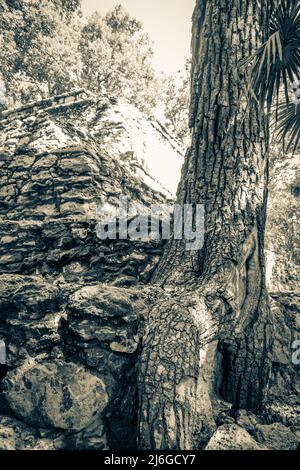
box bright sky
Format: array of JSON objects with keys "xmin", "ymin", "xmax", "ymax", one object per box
[{"xmin": 81, "ymin": 0, "xmax": 195, "ymax": 75}]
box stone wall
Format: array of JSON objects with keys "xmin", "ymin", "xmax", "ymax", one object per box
[
  {"xmin": 0, "ymin": 90, "xmax": 183, "ymax": 285},
  {"xmin": 0, "ymin": 90, "xmax": 182, "ymax": 449}
]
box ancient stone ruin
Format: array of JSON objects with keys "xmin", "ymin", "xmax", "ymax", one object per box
[{"xmin": 0, "ymin": 90, "xmax": 299, "ymax": 450}]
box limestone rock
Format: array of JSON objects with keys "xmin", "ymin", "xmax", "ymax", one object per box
[
  {"xmin": 2, "ymin": 361, "xmax": 108, "ymax": 431},
  {"xmin": 0, "ymin": 413, "xmax": 107, "ymax": 450},
  {"xmin": 236, "ymin": 409, "xmax": 261, "ymax": 433},
  {"xmin": 266, "ymin": 152, "xmax": 300, "ymax": 291},
  {"xmin": 0, "ymin": 417, "xmax": 17, "ymax": 450},
  {"xmin": 0, "ymin": 414, "xmax": 62, "ymax": 450},
  {"xmin": 0, "ymin": 274, "xmax": 63, "ymax": 316},
  {"xmin": 254, "ymin": 423, "xmax": 300, "ymax": 450},
  {"xmin": 69, "ymin": 284, "xmax": 145, "ymax": 321},
  {"xmin": 0, "ymin": 90, "xmax": 175, "ymax": 288},
  {"xmin": 264, "ymin": 400, "xmax": 300, "ymax": 427},
  {"xmin": 205, "ymin": 424, "xmax": 265, "ymax": 450}
]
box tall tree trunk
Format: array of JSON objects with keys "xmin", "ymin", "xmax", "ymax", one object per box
[{"xmin": 138, "ymin": 0, "xmax": 273, "ymax": 449}]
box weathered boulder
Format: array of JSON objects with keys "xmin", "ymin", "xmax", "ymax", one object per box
[
  {"xmin": 254, "ymin": 423, "xmax": 300, "ymax": 450},
  {"xmin": 0, "ymin": 412, "xmax": 108, "ymax": 450},
  {"xmin": 235, "ymin": 409, "xmax": 262, "ymax": 433},
  {"xmin": 205, "ymin": 424, "xmax": 264, "ymax": 451},
  {"xmin": 1, "ymin": 360, "xmax": 108, "ymax": 431},
  {"xmin": 0, "ymin": 414, "xmax": 63, "ymax": 450},
  {"xmin": 0, "ymin": 274, "xmax": 64, "ymax": 320},
  {"xmin": 0, "ymin": 273, "xmax": 145, "ymax": 449},
  {"xmin": 68, "ymin": 284, "xmax": 145, "ymax": 321},
  {"xmin": 0, "ymin": 416, "xmax": 17, "ymax": 450},
  {"xmin": 264, "ymin": 401, "xmax": 300, "ymax": 428}
]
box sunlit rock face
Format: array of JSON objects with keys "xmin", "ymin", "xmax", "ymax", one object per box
[
  {"xmin": 90, "ymin": 100, "xmax": 184, "ymax": 199},
  {"xmin": 266, "ymin": 151, "xmax": 300, "ymax": 292},
  {"xmin": 0, "ymin": 90, "xmax": 182, "ymax": 450},
  {"xmin": 0, "ymin": 90, "xmax": 183, "ymax": 285}
]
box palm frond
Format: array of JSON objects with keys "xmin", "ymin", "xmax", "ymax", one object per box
[
  {"xmin": 242, "ymin": 0, "xmax": 300, "ymax": 116},
  {"xmin": 276, "ymin": 100, "xmax": 300, "ymax": 151},
  {"xmin": 240, "ymin": 0, "xmax": 300, "ymax": 150}
]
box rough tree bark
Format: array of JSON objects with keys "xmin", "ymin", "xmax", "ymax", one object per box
[{"xmin": 138, "ymin": 0, "xmax": 273, "ymax": 450}]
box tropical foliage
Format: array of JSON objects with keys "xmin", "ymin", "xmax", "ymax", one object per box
[
  {"xmin": 0, "ymin": 0, "xmax": 82, "ymax": 105},
  {"xmin": 245, "ymin": 0, "xmax": 300, "ymax": 149},
  {"xmin": 0, "ymin": 1, "xmax": 189, "ymax": 144},
  {"xmin": 79, "ymin": 6, "xmax": 160, "ymax": 116},
  {"xmin": 160, "ymin": 61, "xmax": 190, "ymax": 147}
]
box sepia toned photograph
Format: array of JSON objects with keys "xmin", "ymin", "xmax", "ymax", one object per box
[{"xmin": 0, "ymin": 0, "xmax": 299, "ymax": 458}]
